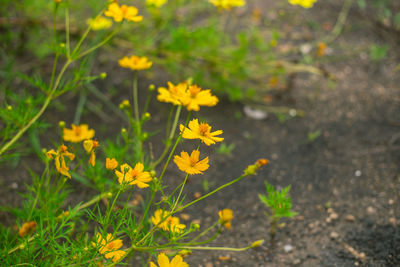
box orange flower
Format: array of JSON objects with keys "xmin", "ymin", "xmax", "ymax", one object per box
[
  {"xmin": 92, "ymin": 233, "xmax": 125, "ymax": 263},
  {"xmin": 115, "ymin": 163, "xmax": 152, "ymax": 188},
  {"xmin": 18, "ymin": 221, "xmax": 37, "ymax": 237},
  {"xmin": 118, "ymin": 55, "xmax": 152, "ymax": 71},
  {"xmin": 83, "ymin": 139, "xmax": 99, "ymax": 167},
  {"xmin": 151, "ymin": 209, "xmax": 186, "ymax": 233},
  {"xmin": 173, "ymin": 150, "xmax": 209, "ymax": 175},
  {"xmin": 180, "ymin": 84, "xmax": 218, "ymax": 111},
  {"xmin": 106, "ymin": 158, "xmax": 118, "ymax": 170},
  {"xmin": 104, "ymin": 2, "xmax": 143, "ymax": 23},
  {"xmin": 180, "ymin": 119, "xmax": 223, "ymax": 146},
  {"xmin": 218, "ymin": 209, "xmax": 233, "ymax": 230},
  {"xmin": 157, "ymin": 82, "xmax": 187, "ymax": 106},
  {"xmin": 46, "ymin": 144, "xmax": 75, "ymax": 178},
  {"xmin": 63, "ymin": 124, "xmax": 95, "ymax": 143},
  {"xmin": 150, "ymin": 253, "xmax": 189, "ymax": 267},
  {"xmin": 317, "ymin": 42, "xmax": 327, "ymax": 57}
]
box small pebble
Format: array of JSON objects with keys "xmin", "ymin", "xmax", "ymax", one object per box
[
  {"xmin": 194, "ymin": 192, "xmax": 201, "ymax": 199},
  {"xmin": 330, "ymin": 231, "xmax": 339, "ymax": 239},
  {"xmin": 327, "ymin": 208, "xmax": 334, "ymax": 214},
  {"xmin": 330, "ymin": 213, "xmax": 339, "ymax": 220},
  {"xmin": 355, "ymin": 170, "xmax": 362, "ymax": 177},
  {"xmin": 180, "ymin": 214, "xmax": 190, "ymax": 221},
  {"xmin": 389, "ymin": 217, "xmax": 396, "ymax": 225},
  {"xmin": 388, "ymin": 199, "xmax": 394, "ymax": 205},
  {"xmin": 205, "ymin": 263, "xmax": 213, "ymax": 267},
  {"xmin": 345, "ymin": 215, "xmax": 356, "ymax": 222},
  {"xmin": 293, "ymin": 259, "xmax": 301, "ymax": 265},
  {"xmin": 11, "ymin": 182, "xmax": 18, "ymax": 189},
  {"xmin": 283, "ymin": 244, "xmax": 293, "ymax": 253},
  {"xmin": 367, "ymin": 206, "xmax": 376, "ymax": 214}
]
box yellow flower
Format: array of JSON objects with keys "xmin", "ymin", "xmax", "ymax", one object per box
[
  {"xmin": 115, "ymin": 163, "xmax": 152, "ymax": 188},
  {"xmin": 63, "ymin": 124, "xmax": 95, "ymax": 143},
  {"xmin": 106, "ymin": 158, "xmax": 118, "ymax": 170},
  {"xmin": 104, "ymin": 2, "xmax": 143, "ymax": 23},
  {"xmin": 83, "ymin": 139, "xmax": 99, "ymax": 166},
  {"xmin": 146, "ymin": 0, "xmax": 168, "ymax": 8},
  {"xmin": 118, "ymin": 55, "xmax": 152, "ymax": 71},
  {"xmin": 46, "ymin": 144, "xmax": 75, "ymax": 178},
  {"xmin": 151, "ymin": 210, "xmax": 186, "ymax": 233},
  {"xmin": 92, "ymin": 233, "xmax": 125, "ymax": 263},
  {"xmin": 157, "ymin": 82, "xmax": 187, "ymax": 106},
  {"xmin": 288, "ymin": 0, "xmax": 317, "ymax": 8},
  {"xmin": 18, "ymin": 221, "xmax": 37, "ymax": 237},
  {"xmin": 317, "ymin": 42, "xmax": 327, "ymax": 57},
  {"xmin": 180, "ymin": 85, "xmax": 218, "ymax": 111},
  {"xmin": 173, "ymin": 150, "xmax": 209, "ymax": 175},
  {"xmin": 119, "ymin": 99, "xmax": 130, "ymax": 109},
  {"xmin": 180, "ymin": 119, "xmax": 223, "ymax": 146},
  {"xmin": 218, "ymin": 209, "xmax": 234, "ymax": 230},
  {"xmin": 86, "ymin": 16, "xmax": 112, "ymax": 31},
  {"xmin": 209, "ymin": 0, "xmax": 246, "ymax": 10},
  {"xmin": 150, "ymin": 253, "xmax": 189, "ymax": 267}
]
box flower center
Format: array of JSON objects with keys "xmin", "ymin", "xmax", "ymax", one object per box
[
  {"xmin": 198, "ymin": 123, "xmax": 210, "ymax": 136},
  {"xmin": 74, "ymin": 126, "xmax": 82, "ymax": 136},
  {"xmin": 188, "ymin": 85, "xmax": 201, "ymax": 97},
  {"xmin": 120, "ymin": 5, "xmax": 128, "ymax": 15}
]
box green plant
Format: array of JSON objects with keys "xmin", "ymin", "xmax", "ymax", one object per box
[
  {"xmin": 258, "ymin": 181, "xmax": 298, "ymax": 243},
  {"xmin": 307, "ymin": 130, "xmax": 321, "ymax": 143},
  {"xmin": 369, "ymin": 44, "xmax": 389, "ymax": 61},
  {"xmin": 215, "ymin": 142, "xmax": 235, "ymax": 156}
]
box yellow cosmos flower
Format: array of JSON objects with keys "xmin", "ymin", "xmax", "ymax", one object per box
[
  {"xmin": 92, "ymin": 233, "xmax": 125, "ymax": 263},
  {"xmin": 46, "ymin": 144, "xmax": 75, "ymax": 178},
  {"xmin": 180, "ymin": 85, "xmax": 218, "ymax": 111},
  {"xmin": 173, "ymin": 150, "xmax": 209, "ymax": 175},
  {"xmin": 86, "ymin": 16, "xmax": 112, "ymax": 31},
  {"xmin": 115, "ymin": 163, "xmax": 152, "ymax": 188},
  {"xmin": 157, "ymin": 82, "xmax": 187, "ymax": 106},
  {"xmin": 218, "ymin": 209, "xmax": 234, "ymax": 230},
  {"xmin": 150, "ymin": 253, "xmax": 189, "ymax": 267},
  {"xmin": 118, "ymin": 55, "xmax": 152, "ymax": 71},
  {"xmin": 18, "ymin": 221, "xmax": 37, "ymax": 237},
  {"xmin": 209, "ymin": 0, "xmax": 246, "ymax": 10},
  {"xmin": 180, "ymin": 119, "xmax": 223, "ymax": 146},
  {"xmin": 106, "ymin": 158, "xmax": 118, "ymax": 170},
  {"xmin": 288, "ymin": 0, "xmax": 317, "ymax": 8},
  {"xmin": 146, "ymin": 0, "xmax": 168, "ymax": 8},
  {"xmin": 104, "ymin": 2, "xmax": 143, "ymax": 23},
  {"xmin": 151, "ymin": 209, "xmax": 186, "ymax": 233},
  {"xmin": 83, "ymin": 139, "xmax": 99, "ymax": 167},
  {"xmin": 63, "ymin": 124, "xmax": 95, "ymax": 143}
]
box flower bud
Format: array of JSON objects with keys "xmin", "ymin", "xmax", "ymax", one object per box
[
  {"xmin": 148, "ymin": 84, "xmax": 155, "ymax": 91},
  {"xmin": 99, "ymin": 72, "xmax": 107, "ymax": 79},
  {"xmin": 142, "ymin": 112, "xmax": 151, "ymax": 120},
  {"xmin": 150, "ymin": 170, "xmax": 156, "ymax": 177},
  {"xmin": 121, "ymin": 128, "xmax": 127, "ymax": 134},
  {"xmin": 58, "ymin": 121, "xmax": 66, "ymax": 128},
  {"xmin": 6, "ymin": 105, "xmax": 12, "ymax": 111},
  {"xmin": 178, "ymin": 249, "xmax": 192, "ymax": 256},
  {"xmin": 251, "ymin": 239, "xmax": 264, "ymax": 248}
]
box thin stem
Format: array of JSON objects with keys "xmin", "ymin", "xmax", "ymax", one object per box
[
  {"xmin": 0, "ymin": 60, "xmax": 72, "ymax": 156},
  {"xmin": 171, "ymin": 174, "xmax": 189, "ymax": 212},
  {"xmin": 73, "ymin": 89, "xmax": 87, "ymax": 124},
  {"xmin": 106, "ymin": 189, "xmax": 121, "ymax": 224},
  {"xmin": 322, "ymin": 0, "xmax": 354, "ymax": 44},
  {"xmin": 169, "ymin": 105, "xmax": 181, "ymax": 140},
  {"xmin": 133, "ymin": 71, "xmax": 140, "ymax": 124},
  {"xmin": 77, "ymin": 192, "xmax": 112, "ymax": 211},
  {"xmin": 65, "ymin": 2, "xmax": 70, "ymax": 58},
  {"xmin": 188, "ymin": 222, "xmax": 219, "ymax": 244},
  {"xmin": 173, "ymin": 174, "xmax": 246, "ymax": 215},
  {"xmin": 74, "ymin": 27, "xmax": 120, "ymax": 60},
  {"xmin": 178, "ymin": 245, "xmax": 252, "ymax": 252}
]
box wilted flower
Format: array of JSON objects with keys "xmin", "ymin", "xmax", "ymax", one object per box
[
  {"xmin": 46, "ymin": 144, "xmax": 75, "ymax": 178},
  {"xmin": 63, "ymin": 124, "xmax": 95, "ymax": 143},
  {"xmin": 218, "ymin": 209, "xmax": 234, "ymax": 230},
  {"xmin": 18, "ymin": 221, "xmax": 37, "ymax": 237},
  {"xmin": 83, "ymin": 139, "xmax": 99, "ymax": 166},
  {"xmin": 180, "ymin": 119, "xmax": 223, "ymax": 146},
  {"xmin": 174, "ymin": 150, "xmax": 209, "ymax": 175}
]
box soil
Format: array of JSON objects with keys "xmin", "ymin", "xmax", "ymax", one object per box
[{"xmin": 1, "ymin": 0, "xmax": 399, "ymax": 266}]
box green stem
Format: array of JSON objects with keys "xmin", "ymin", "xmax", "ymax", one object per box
[
  {"xmin": 188, "ymin": 221, "xmax": 219, "ymax": 244},
  {"xmin": 171, "ymin": 174, "xmax": 189, "ymax": 212},
  {"xmin": 133, "ymin": 71, "xmax": 140, "ymax": 124},
  {"xmin": 65, "ymin": 3, "xmax": 70, "ymax": 58},
  {"xmin": 77, "ymin": 192, "xmax": 112, "ymax": 211},
  {"xmin": 173, "ymin": 174, "xmax": 247, "ymax": 215},
  {"xmin": 169, "ymin": 105, "xmax": 181, "ymax": 140},
  {"xmin": 105, "ymin": 189, "xmax": 121, "ymax": 224},
  {"xmin": 322, "ymin": 0, "xmax": 354, "ymax": 44},
  {"xmin": 178, "ymin": 245, "xmax": 252, "ymax": 252},
  {"xmin": 73, "ymin": 89, "xmax": 87, "ymax": 124},
  {"xmin": 0, "ymin": 60, "xmax": 72, "ymax": 156}
]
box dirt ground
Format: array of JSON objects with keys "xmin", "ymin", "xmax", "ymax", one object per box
[{"xmin": 1, "ymin": 0, "xmax": 399, "ymax": 266}]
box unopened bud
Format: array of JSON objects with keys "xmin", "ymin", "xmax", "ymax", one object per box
[
  {"xmin": 58, "ymin": 121, "xmax": 66, "ymax": 128},
  {"xmin": 60, "ymin": 43, "xmax": 65, "ymax": 48},
  {"xmin": 150, "ymin": 170, "xmax": 156, "ymax": 177},
  {"xmin": 148, "ymin": 84, "xmax": 155, "ymax": 91},
  {"xmin": 121, "ymin": 128, "xmax": 127, "ymax": 134},
  {"xmin": 251, "ymin": 239, "xmax": 264, "ymax": 248},
  {"xmin": 142, "ymin": 112, "xmax": 151, "ymax": 120},
  {"xmin": 6, "ymin": 105, "xmax": 12, "ymax": 111},
  {"xmin": 178, "ymin": 249, "xmax": 192, "ymax": 256},
  {"xmin": 99, "ymin": 72, "xmax": 107, "ymax": 79},
  {"xmin": 106, "ymin": 192, "xmax": 113, "ymax": 198}
]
